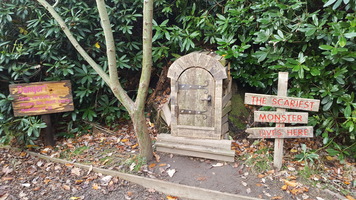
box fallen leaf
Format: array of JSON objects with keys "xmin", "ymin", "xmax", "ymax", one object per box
[
  {"xmin": 263, "ymin": 191, "xmax": 271, "ymax": 197},
  {"xmin": 284, "ymin": 180, "xmax": 298, "ymax": 187},
  {"xmin": 242, "ymin": 181, "xmax": 248, "ymax": 187},
  {"xmin": 19, "ymin": 191, "xmax": 27, "ymax": 198},
  {"xmin": 290, "ymin": 187, "xmax": 308, "ymax": 195},
  {"xmin": 131, "ymin": 144, "xmax": 139, "ymax": 149},
  {"xmin": 2, "ymin": 176, "xmax": 14, "ymax": 181},
  {"xmin": 127, "ymin": 191, "xmax": 133, "ymax": 196},
  {"xmin": 120, "ymin": 138, "xmax": 129, "ymax": 143},
  {"xmin": 100, "ymin": 175, "xmax": 112, "ymax": 185},
  {"xmin": 62, "ymin": 184, "xmax": 70, "ymax": 191},
  {"xmin": 65, "ymin": 163, "xmax": 74, "ymax": 168},
  {"xmin": 102, "ymin": 159, "xmax": 110, "ymax": 165},
  {"xmin": 326, "ymin": 156, "xmax": 334, "ymax": 161},
  {"xmin": 2, "ymin": 166, "xmax": 13, "ymax": 175},
  {"xmin": 167, "ymin": 169, "xmax": 176, "ymax": 177},
  {"xmin": 246, "ymin": 188, "xmax": 251, "ymax": 194},
  {"xmin": 196, "ymin": 176, "xmax": 207, "ymax": 181},
  {"xmin": 33, "ymin": 186, "xmax": 41, "ymax": 191},
  {"xmin": 87, "ymin": 165, "xmax": 93, "ymax": 175},
  {"xmin": 0, "ymin": 193, "xmax": 9, "ymax": 200},
  {"xmin": 129, "ymin": 162, "xmax": 136, "ymax": 171},
  {"xmin": 20, "ymin": 152, "xmax": 27, "ymax": 157},
  {"xmin": 153, "ymin": 152, "xmax": 161, "ymax": 162},
  {"xmin": 346, "ymin": 195, "xmax": 355, "ymax": 200},
  {"xmin": 22, "ymin": 183, "xmax": 31, "ymax": 187},
  {"xmin": 75, "ymin": 180, "xmax": 84, "ymax": 184},
  {"xmin": 71, "ymin": 167, "xmax": 81, "ymax": 176},
  {"xmin": 69, "ymin": 197, "xmax": 83, "ymax": 200},
  {"xmin": 159, "ymin": 163, "xmax": 167, "ymax": 167},
  {"xmin": 281, "ymin": 185, "xmax": 288, "ymax": 190},
  {"xmin": 147, "ymin": 188, "xmax": 156, "ymax": 193},
  {"xmin": 271, "ymin": 196, "xmax": 283, "ymax": 199},
  {"xmin": 92, "ymin": 183, "xmax": 100, "ymax": 190},
  {"xmin": 257, "ymin": 174, "xmax": 265, "ymax": 178},
  {"xmin": 148, "ymin": 163, "xmax": 156, "ymax": 168},
  {"xmin": 166, "ymin": 195, "xmax": 178, "ymax": 200},
  {"xmin": 287, "ymin": 175, "xmax": 297, "ymax": 180},
  {"xmin": 212, "ymin": 163, "xmax": 224, "ymax": 167}
]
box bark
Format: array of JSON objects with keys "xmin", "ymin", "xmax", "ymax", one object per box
[{"xmin": 36, "ymin": 0, "xmax": 155, "ymax": 160}]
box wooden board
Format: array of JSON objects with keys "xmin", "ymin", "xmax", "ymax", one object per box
[
  {"xmin": 245, "ymin": 93, "xmax": 320, "ymax": 111},
  {"xmin": 9, "ymin": 80, "xmax": 74, "ymax": 116},
  {"xmin": 246, "ymin": 126, "xmax": 313, "ymax": 138},
  {"xmin": 156, "ymin": 134, "xmax": 235, "ymax": 162},
  {"xmin": 254, "ymin": 111, "xmax": 308, "ymax": 124}
]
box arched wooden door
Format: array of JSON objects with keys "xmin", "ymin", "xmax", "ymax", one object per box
[{"xmin": 177, "ymin": 67, "xmax": 215, "ymax": 127}]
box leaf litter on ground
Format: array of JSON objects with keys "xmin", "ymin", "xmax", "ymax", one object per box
[{"xmin": 5, "ymin": 120, "xmax": 355, "ymax": 200}]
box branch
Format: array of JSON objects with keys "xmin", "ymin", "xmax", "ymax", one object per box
[
  {"xmin": 52, "ymin": 0, "xmax": 59, "ymax": 7},
  {"xmin": 135, "ymin": 0, "xmax": 154, "ymax": 111},
  {"xmin": 96, "ymin": 0, "xmax": 135, "ymax": 112},
  {"xmin": 36, "ymin": 0, "xmax": 110, "ymax": 85}
]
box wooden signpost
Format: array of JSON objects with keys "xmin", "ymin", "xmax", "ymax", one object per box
[
  {"xmin": 244, "ymin": 72, "xmax": 320, "ymax": 169},
  {"xmin": 9, "ymin": 80, "xmax": 74, "ymax": 146}
]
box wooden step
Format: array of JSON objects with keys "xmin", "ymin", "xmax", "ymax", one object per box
[{"xmin": 156, "ymin": 134, "xmax": 235, "ymax": 162}]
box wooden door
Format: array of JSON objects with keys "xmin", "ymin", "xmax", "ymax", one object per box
[{"xmin": 177, "ymin": 68, "xmax": 215, "ymax": 127}]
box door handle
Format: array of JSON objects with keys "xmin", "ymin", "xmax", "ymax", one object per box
[{"xmin": 201, "ymin": 95, "xmax": 212, "ymax": 106}]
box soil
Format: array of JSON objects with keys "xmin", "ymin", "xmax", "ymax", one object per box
[
  {"xmin": 148, "ymin": 153, "xmax": 341, "ymax": 200},
  {"xmin": 0, "ymin": 147, "xmax": 166, "ymax": 200},
  {"xmin": 1, "ymin": 146, "xmax": 352, "ymax": 200},
  {"xmin": 1, "ymin": 121, "xmax": 354, "ymax": 200}
]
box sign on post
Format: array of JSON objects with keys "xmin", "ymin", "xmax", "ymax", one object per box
[
  {"xmin": 9, "ymin": 80, "xmax": 74, "ymax": 116},
  {"xmin": 244, "ymin": 72, "xmax": 320, "ymax": 169}
]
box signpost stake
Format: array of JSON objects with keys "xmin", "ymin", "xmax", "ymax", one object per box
[
  {"xmin": 41, "ymin": 114, "xmax": 55, "ymax": 146},
  {"xmin": 274, "ymin": 72, "xmax": 288, "ymax": 170}
]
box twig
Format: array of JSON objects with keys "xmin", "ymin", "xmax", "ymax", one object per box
[{"xmin": 52, "ymin": 0, "xmax": 59, "ymax": 7}]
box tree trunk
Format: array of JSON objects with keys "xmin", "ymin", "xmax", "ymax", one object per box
[
  {"xmin": 130, "ymin": 109, "xmax": 153, "ymax": 160},
  {"xmin": 37, "ymin": 0, "xmax": 155, "ymax": 160}
]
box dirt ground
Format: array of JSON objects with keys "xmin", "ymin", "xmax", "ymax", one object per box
[
  {"xmin": 148, "ymin": 153, "xmax": 343, "ymax": 200},
  {"xmin": 0, "ymin": 147, "xmax": 166, "ymax": 200},
  {"xmin": 1, "ymin": 146, "xmax": 352, "ymax": 200},
  {"xmin": 1, "ymin": 121, "xmax": 354, "ymax": 200}
]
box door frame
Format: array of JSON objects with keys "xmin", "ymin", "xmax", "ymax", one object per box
[{"xmin": 168, "ymin": 52, "xmax": 227, "ymax": 139}]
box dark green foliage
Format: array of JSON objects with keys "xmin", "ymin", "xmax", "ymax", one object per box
[
  {"xmin": 0, "ymin": 0, "xmax": 355, "ymax": 159},
  {"xmin": 152, "ymin": 0, "xmax": 355, "ymax": 160}
]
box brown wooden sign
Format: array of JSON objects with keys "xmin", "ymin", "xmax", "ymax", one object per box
[
  {"xmin": 254, "ymin": 111, "xmax": 308, "ymax": 124},
  {"xmin": 245, "ymin": 93, "xmax": 320, "ymax": 111},
  {"xmin": 244, "ymin": 72, "xmax": 320, "ymax": 169},
  {"xmin": 246, "ymin": 126, "xmax": 313, "ymax": 138},
  {"xmin": 9, "ymin": 80, "xmax": 74, "ymax": 116}
]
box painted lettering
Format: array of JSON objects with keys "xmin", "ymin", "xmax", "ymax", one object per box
[
  {"xmin": 19, "ymin": 102, "xmax": 35, "ymax": 107},
  {"xmin": 17, "ymin": 85, "xmax": 47, "ymax": 94},
  {"xmin": 258, "ymin": 113, "xmax": 303, "ymax": 123},
  {"xmin": 251, "ymin": 96, "xmax": 267, "ymax": 105}
]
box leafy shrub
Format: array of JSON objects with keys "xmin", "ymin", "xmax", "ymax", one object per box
[{"xmin": 0, "ymin": 0, "xmax": 355, "ymax": 160}]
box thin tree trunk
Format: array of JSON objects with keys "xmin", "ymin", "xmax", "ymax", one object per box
[
  {"xmin": 37, "ymin": 0, "xmax": 155, "ymax": 160},
  {"xmin": 131, "ymin": 109, "xmax": 153, "ymax": 160}
]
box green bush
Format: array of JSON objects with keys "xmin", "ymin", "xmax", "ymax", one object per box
[
  {"xmin": 152, "ymin": 0, "xmax": 355, "ymax": 159},
  {"xmin": 0, "ymin": 0, "xmax": 355, "ymax": 160}
]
